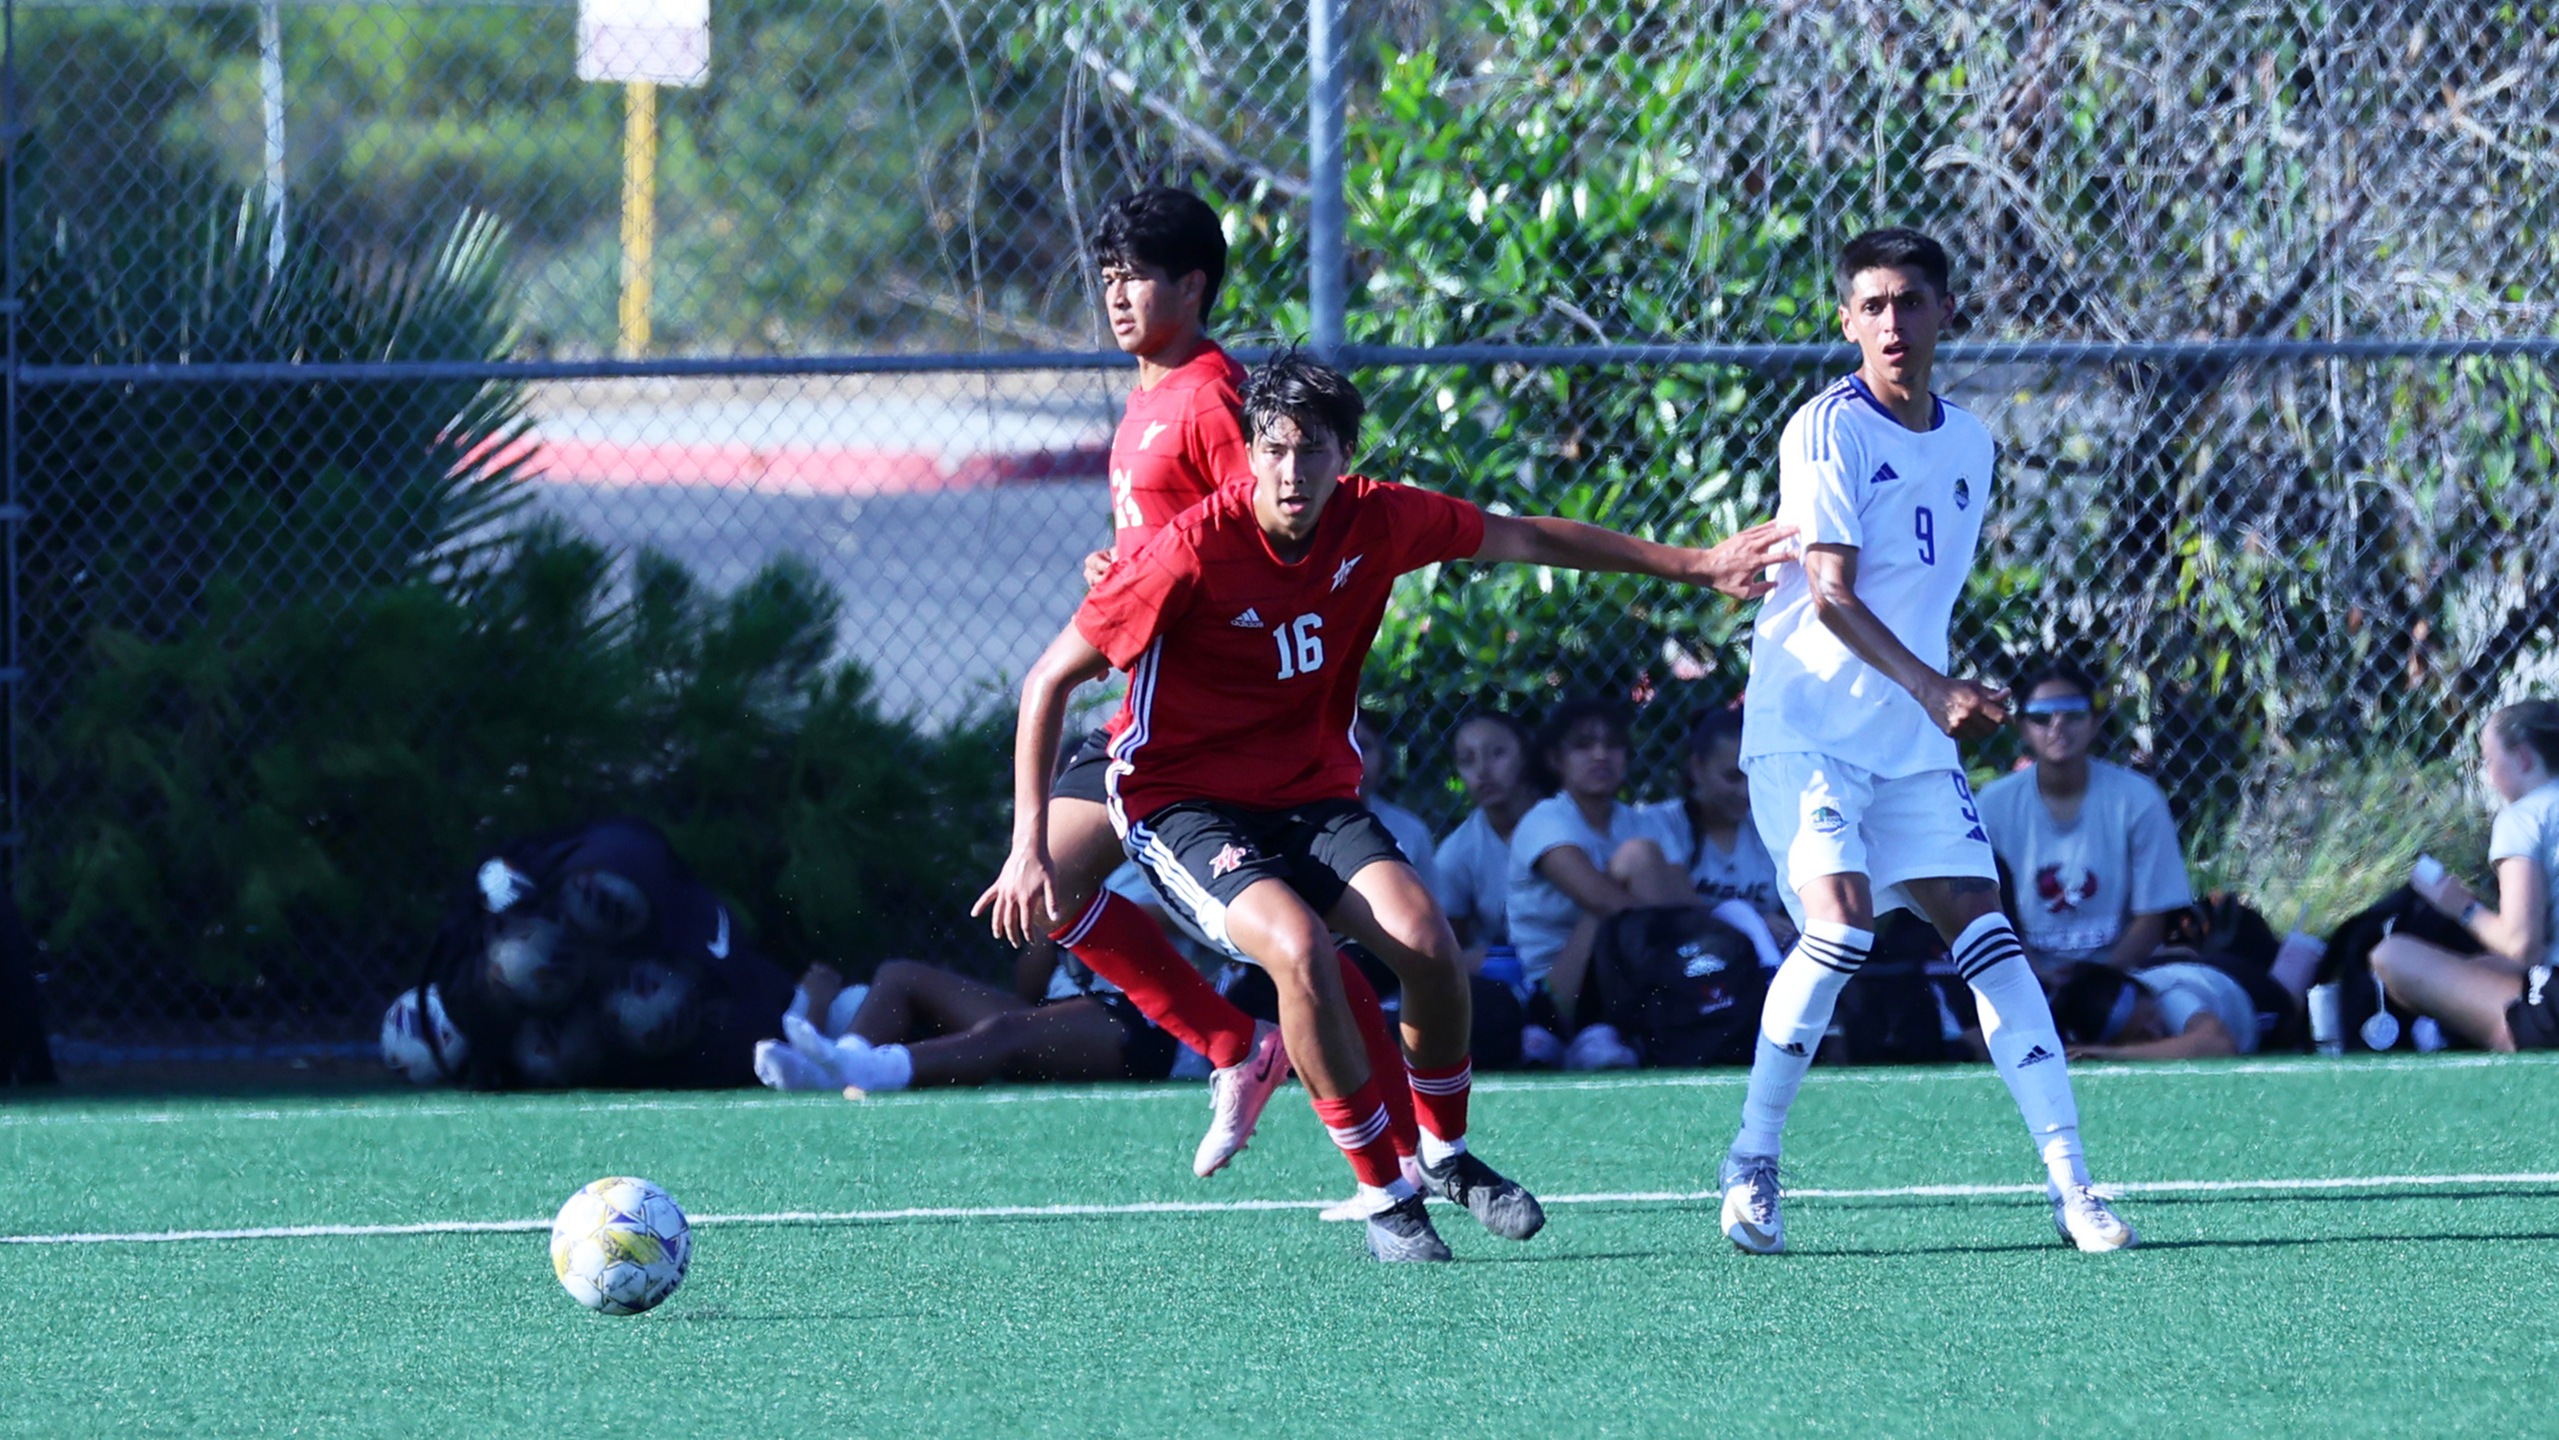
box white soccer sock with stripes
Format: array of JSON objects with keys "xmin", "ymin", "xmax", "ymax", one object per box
[
  {"xmin": 1953, "ymin": 912, "xmax": 2090, "ymax": 1190},
  {"xmin": 1730, "ymin": 919, "xmax": 1873, "ymax": 1161}
]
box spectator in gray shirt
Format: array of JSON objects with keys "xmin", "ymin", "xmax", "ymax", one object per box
[
  {"xmin": 2052, "ymin": 960, "xmax": 2253, "ymax": 1059},
  {"xmin": 2373, "ymin": 701, "xmax": 2559, "ymax": 1051},
  {"xmin": 1430, "ymin": 711, "xmax": 1539, "ymax": 962},
  {"xmin": 1975, "ymin": 660, "xmax": 2193, "ymax": 972}
]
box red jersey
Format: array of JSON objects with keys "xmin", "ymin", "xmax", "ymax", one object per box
[
  {"xmin": 1075, "ymin": 475, "xmax": 1487, "ymax": 823},
  {"xmin": 1107, "ymin": 341, "xmax": 1250, "ymax": 555}
]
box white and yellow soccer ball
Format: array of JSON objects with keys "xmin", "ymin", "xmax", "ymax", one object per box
[{"xmin": 550, "ymin": 1177, "xmax": 691, "ymax": 1315}]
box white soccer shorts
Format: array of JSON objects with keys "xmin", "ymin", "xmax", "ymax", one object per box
[{"xmin": 1743, "ymin": 753, "xmax": 1998, "ymax": 923}]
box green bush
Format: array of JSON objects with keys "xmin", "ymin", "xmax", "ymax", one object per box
[
  {"xmin": 35, "ymin": 526, "xmax": 1008, "ymax": 993},
  {"xmin": 23, "ymin": 195, "xmax": 1009, "ymax": 1015}
]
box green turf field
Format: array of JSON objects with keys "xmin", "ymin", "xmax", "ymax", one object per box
[{"xmin": 7, "ymin": 1055, "xmax": 2559, "ymax": 1436}]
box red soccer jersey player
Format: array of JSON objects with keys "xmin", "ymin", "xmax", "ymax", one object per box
[
  {"xmin": 985, "ymin": 351, "xmax": 1793, "ymax": 1262},
  {"xmin": 969, "ymin": 187, "xmax": 1390, "ymax": 1184}
]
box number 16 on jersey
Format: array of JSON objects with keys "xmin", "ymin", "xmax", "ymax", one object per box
[{"xmin": 1273, "ymin": 614, "xmax": 1325, "ymax": 679}]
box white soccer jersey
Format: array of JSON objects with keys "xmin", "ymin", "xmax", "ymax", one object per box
[{"xmin": 1740, "ymin": 375, "xmax": 1997, "ymax": 779}]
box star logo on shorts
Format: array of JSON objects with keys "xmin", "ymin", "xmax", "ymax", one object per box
[
  {"xmin": 1331, "ymin": 554, "xmax": 1363, "ymax": 591},
  {"xmin": 1208, "ymin": 843, "xmax": 1252, "ymax": 878}
]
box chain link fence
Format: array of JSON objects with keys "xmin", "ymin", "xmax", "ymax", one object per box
[{"xmin": 19, "ymin": 0, "xmax": 2558, "ymax": 1052}]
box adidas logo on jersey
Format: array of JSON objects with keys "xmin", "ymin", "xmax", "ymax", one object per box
[
  {"xmin": 1230, "ymin": 608, "xmax": 1266, "ymax": 628},
  {"xmin": 2017, "ymin": 1043, "xmax": 2058, "ymax": 1068},
  {"xmin": 1870, "ymin": 462, "xmax": 1900, "ymax": 485}
]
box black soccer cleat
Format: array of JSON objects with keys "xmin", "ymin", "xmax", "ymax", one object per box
[
  {"xmin": 1364, "ymin": 1193, "xmax": 1454, "ymax": 1263},
  {"xmin": 1419, "ymin": 1150, "xmax": 1547, "ymax": 1242}
]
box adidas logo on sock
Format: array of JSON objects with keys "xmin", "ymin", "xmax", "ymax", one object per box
[
  {"xmin": 1230, "ymin": 608, "xmax": 1266, "ymax": 628},
  {"xmin": 1776, "ymin": 1040, "xmax": 1809, "ymax": 1058},
  {"xmin": 2018, "ymin": 1044, "xmax": 2058, "ymax": 1068}
]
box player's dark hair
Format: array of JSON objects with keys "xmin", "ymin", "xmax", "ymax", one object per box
[
  {"xmin": 2014, "ymin": 658, "xmax": 2102, "ymax": 708},
  {"xmin": 2052, "ymin": 963, "xmax": 2142, "ymax": 1046},
  {"xmin": 1837, "ymin": 226, "xmax": 1953, "ymax": 301},
  {"xmin": 1681, "ymin": 707, "xmax": 1746, "ymax": 762},
  {"xmin": 2489, "ymin": 699, "xmax": 2559, "ymax": 775},
  {"xmin": 1243, "ymin": 348, "xmax": 1365, "ymax": 453},
  {"xmin": 1094, "ymin": 187, "xmax": 1228, "ymax": 323},
  {"xmin": 1530, "ymin": 697, "xmax": 1629, "ymax": 794}
]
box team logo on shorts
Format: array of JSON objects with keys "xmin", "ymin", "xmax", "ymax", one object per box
[
  {"xmin": 1808, "ymin": 805, "xmax": 1848, "ymax": 836},
  {"xmin": 1208, "ymin": 843, "xmax": 1252, "ymax": 878},
  {"xmin": 1954, "ymin": 476, "xmax": 1972, "ymax": 510}
]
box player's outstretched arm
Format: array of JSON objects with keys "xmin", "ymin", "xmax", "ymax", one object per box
[
  {"xmin": 972, "ymin": 622, "xmax": 1113, "ymax": 946},
  {"xmin": 1472, "ymin": 514, "xmax": 1796, "ymax": 599},
  {"xmin": 1802, "ymin": 543, "xmax": 2008, "ymax": 740}
]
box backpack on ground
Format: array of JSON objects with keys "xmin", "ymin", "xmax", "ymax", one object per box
[
  {"xmin": 412, "ymin": 817, "xmax": 794, "ymax": 1089},
  {"xmin": 0, "ymin": 891, "xmax": 56, "ymax": 1085},
  {"xmin": 1591, "ymin": 905, "xmax": 1766, "ymax": 1067},
  {"xmin": 2318, "ymin": 884, "xmax": 2480, "ymax": 1053},
  {"xmin": 1833, "ymin": 911, "xmax": 1952, "ymax": 1065}
]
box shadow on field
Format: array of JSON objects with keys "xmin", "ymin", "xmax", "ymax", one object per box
[
  {"xmin": 1794, "ymin": 1229, "xmax": 2559, "ymax": 1259},
  {"xmin": 666, "ymin": 1308, "xmax": 928, "ymax": 1324}
]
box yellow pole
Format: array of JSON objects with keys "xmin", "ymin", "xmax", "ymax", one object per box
[{"xmin": 618, "ymin": 79, "xmax": 658, "ymax": 359}]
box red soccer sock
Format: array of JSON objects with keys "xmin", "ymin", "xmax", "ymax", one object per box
[
  {"xmin": 1336, "ymin": 953, "xmax": 1419, "ymax": 1159},
  {"xmin": 1407, "ymin": 1056, "xmax": 1473, "ymax": 1151},
  {"xmin": 1051, "ymin": 893, "xmax": 1257, "ymax": 1068},
  {"xmin": 1309, "ymin": 1077, "xmax": 1408, "ymax": 1190}
]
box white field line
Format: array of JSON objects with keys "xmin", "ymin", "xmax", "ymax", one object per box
[
  {"xmin": 8, "ymin": 1051, "xmax": 2554, "ymax": 1130},
  {"xmin": 10, "ymin": 1170, "xmax": 2559, "ymax": 1248}
]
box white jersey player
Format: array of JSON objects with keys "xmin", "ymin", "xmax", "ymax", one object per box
[{"xmin": 1718, "ymin": 228, "xmax": 2137, "ymax": 1255}]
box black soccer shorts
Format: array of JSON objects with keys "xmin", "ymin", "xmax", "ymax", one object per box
[
  {"xmin": 1122, "ymin": 797, "xmax": 1409, "ymax": 951},
  {"xmin": 2508, "ymin": 965, "xmax": 2559, "ymax": 1050},
  {"xmin": 1048, "ymin": 726, "xmax": 1115, "ymax": 806}
]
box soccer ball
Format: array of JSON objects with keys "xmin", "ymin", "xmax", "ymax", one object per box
[
  {"xmin": 380, "ymin": 984, "xmax": 468, "ymax": 1084},
  {"xmin": 550, "ymin": 1177, "xmax": 692, "ymax": 1315}
]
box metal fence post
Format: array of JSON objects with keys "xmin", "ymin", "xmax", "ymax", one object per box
[
  {"xmin": 1306, "ymin": 0, "xmax": 1346, "ymax": 361},
  {"xmin": 2, "ymin": 0, "xmax": 20, "ymax": 880}
]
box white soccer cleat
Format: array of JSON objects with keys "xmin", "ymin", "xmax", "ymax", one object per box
[
  {"xmin": 2049, "ymin": 1182, "xmax": 2139, "ymax": 1252},
  {"xmin": 1720, "ymin": 1152, "xmax": 1785, "ymax": 1254},
  {"xmin": 1321, "ymin": 1154, "xmax": 1423, "ymax": 1222},
  {"xmin": 753, "ymin": 1039, "xmax": 835, "ymax": 1092},
  {"xmin": 1194, "ymin": 1020, "xmax": 1291, "ymax": 1178}
]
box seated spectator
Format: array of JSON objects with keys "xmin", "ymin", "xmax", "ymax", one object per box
[
  {"xmin": 2370, "ymin": 702, "xmax": 2559, "ymax": 1051},
  {"xmin": 1505, "ymin": 698, "xmax": 1696, "ymax": 1060},
  {"xmin": 1640, "ymin": 708, "xmax": 1794, "ymax": 948},
  {"xmin": 1431, "ymin": 711, "xmax": 1540, "ymax": 967},
  {"xmin": 758, "ymin": 865, "xmax": 1204, "ymax": 1092},
  {"xmin": 2052, "ymin": 959, "xmax": 2253, "ymax": 1059},
  {"xmin": 1976, "ymin": 660, "xmax": 2193, "ymax": 971},
  {"xmin": 1354, "ymin": 710, "xmax": 1442, "ymax": 901}
]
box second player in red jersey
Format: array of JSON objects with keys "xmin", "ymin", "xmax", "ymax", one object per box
[{"xmin": 986, "ymin": 351, "xmax": 1795, "ymax": 1262}]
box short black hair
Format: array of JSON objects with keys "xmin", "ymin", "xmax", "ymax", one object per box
[
  {"xmin": 1837, "ymin": 227, "xmax": 1952, "ymax": 302},
  {"xmin": 1529, "ymin": 697, "xmax": 1629, "ymax": 793},
  {"xmin": 2053, "ymin": 963, "xmax": 2142, "ymax": 1046},
  {"xmin": 1682, "ymin": 707, "xmax": 1746, "ymax": 762},
  {"xmin": 1242, "ymin": 347, "xmax": 1365, "ymax": 453},
  {"xmin": 1094, "ymin": 187, "xmax": 1228, "ymax": 323},
  {"xmin": 2014, "ymin": 658, "xmax": 2102, "ymax": 708}
]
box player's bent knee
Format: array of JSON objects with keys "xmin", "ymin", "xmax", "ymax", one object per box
[
  {"xmin": 1608, "ymin": 838, "xmax": 1667, "ymax": 877},
  {"xmin": 874, "ymin": 959, "xmax": 930, "ymax": 988}
]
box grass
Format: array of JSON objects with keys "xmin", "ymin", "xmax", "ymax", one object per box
[{"xmin": 6, "ymin": 1057, "xmax": 2559, "ymax": 1436}]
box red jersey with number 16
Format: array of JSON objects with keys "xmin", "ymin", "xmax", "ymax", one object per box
[
  {"xmin": 1075, "ymin": 475, "xmax": 1487, "ymax": 825},
  {"xmin": 1108, "ymin": 341, "xmax": 1251, "ymax": 556}
]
